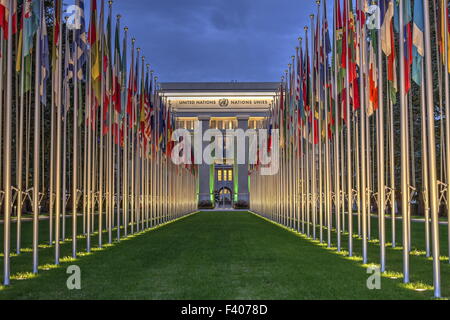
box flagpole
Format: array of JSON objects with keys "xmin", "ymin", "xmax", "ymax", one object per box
[
  {"xmin": 399, "ymin": 0, "xmax": 410, "ymax": 283},
  {"xmin": 16, "ymin": 7, "xmax": 25, "ymax": 255},
  {"xmin": 3, "ymin": 0, "xmax": 13, "ymax": 285},
  {"xmin": 377, "ymin": 1, "xmax": 386, "ymax": 272},
  {"xmin": 72, "ymin": 23, "xmax": 79, "ymax": 258},
  {"xmin": 310, "ymin": 14, "xmax": 317, "ymax": 240},
  {"xmin": 33, "ymin": 2, "xmax": 43, "ymax": 273},
  {"xmin": 322, "ymin": 0, "xmax": 331, "ymax": 249},
  {"xmin": 441, "ymin": 0, "xmax": 450, "ymax": 263},
  {"xmin": 54, "ymin": 1, "xmax": 63, "ymax": 264},
  {"xmin": 62, "ymin": 17, "xmax": 69, "ymax": 243},
  {"xmin": 420, "ymin": 59, "xmax": 431, "ymax": 258},
  {"xmin": 344, "ymin": 0, "xmax": 352, "ymax": 255},
  {"xmin": 115, "ymin": 14, "xmax": 122, "ymax": 241},
  {"xmin": 122, "ymin": 26, "xmax": 128, "ymax": 236},
  {"xmin": 316, "ymin": 1, "xmax": 323, "ymax": 244},
  {"xmin": 107, "ymin": 0, "xmax": 114, "ymax": 245},
  {"xmin": 423, "ymin": 0, "xmax": 442, "ymax": 298},
  {"xmin": 333, "ymin": 0, "xmax": 340, "ymax": 250},
  {"xmin": 130, "ymin": 39, "xmax": 136, "ymax": 234}
]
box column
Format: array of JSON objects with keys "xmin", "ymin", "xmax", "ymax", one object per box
[
  {"xmin": 237, "ymin": 115, "xmax": 250, "ymax": 204},
  {"xmin": 198, "ymin": 115, "xmax": 212, "ymax": 203}
]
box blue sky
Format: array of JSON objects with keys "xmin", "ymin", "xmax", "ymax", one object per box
[{"xmin": 79, "ymin": 0, "xmax": 322, "ymax": 82}]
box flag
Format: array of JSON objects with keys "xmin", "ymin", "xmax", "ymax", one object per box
[
  {"xmin": 323, "ymin": 0, "xmax": 331, "ymax": 56},
  {"xmin": 89, "ymin": 0, "xmax": 101, "ymax": 100},
  {"xmin": 0, "ymin": 0, "xmax": 17, "ymax": 39},
  {"xmin": 73, "ymin": 0, "xmax": 87, "ymax": 81},
  {"xmin": 23, "ymin": 0, "xmax": 39, "ymax": 55},
  {"xmin": 102, "ymin": 2, "xmax": 112, "ymax": 136},
  {"xmin": 403, "ymin": 1, "xmax": 413, "ymax": 93},
  {"xmin": 40, "ymin": 8, "xmax": 49, "ymax": 105},
  {"xmin": 126, "ymin": 47, "xmax": 137, "ymax": 127},
  {"xmin": 440, "ymin": 0, "xmax": 450, "ymax": 72},
  {"xmin": 412, "ymin": 0, "xmax": 424, "ymax": 85},
  {"xmin": 52, "ymin": 0, "xmax": 61, "ymax": 69},
  {"xmin": 368, "ymin": 42, "xmax": 378, "ymax": 116},
  {"xmin": 380, "ymin": 0, "xmax": 394, "ymax": 56},
  {"xmin": 112, "ymin": 17, "xmax": 122, "ymax": 145}
]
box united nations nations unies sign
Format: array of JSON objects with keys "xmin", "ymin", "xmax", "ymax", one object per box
[{"xmin": 168, "ymin": 97, "xmax": 273, "ymax": 110}]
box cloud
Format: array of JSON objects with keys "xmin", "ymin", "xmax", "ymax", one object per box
[{"xmin": 104, "ymin": 0, "xmax": 317, "ymax": 82}]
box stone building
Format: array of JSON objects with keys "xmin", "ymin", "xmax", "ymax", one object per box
[{"xmin": 160, "ymin": 82, "xmax": 279, "ymax": 208}]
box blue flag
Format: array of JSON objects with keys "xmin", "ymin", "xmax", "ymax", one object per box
[
  {"xmin": 39, "ymin": 5, "xmax": 49, "ymax": 105},
  {"xmin": 412, "ymin": 0, "xmax": 424, "ymax": 85},
  {"xmin": 23, "ymin": 0, "xmax": 40, "ymax": 56}
]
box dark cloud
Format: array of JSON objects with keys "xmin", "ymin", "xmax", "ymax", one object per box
[{"xmin": 83, "ymin": 0, "xmax": 318, "ymax": 82}]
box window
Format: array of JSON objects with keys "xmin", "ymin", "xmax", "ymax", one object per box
[
  {"xmin": 218, "ymin": 170, "xmax": 222, "ymax": 182},
  {"xmin": 248, "ymin": 118, "xmax": 266, "ymax": 129},
  {"xmin": 176, "ymin": 118, "xmax": 197, "ymax": 130},
  {"xmin": 210, "ymin": 118, "xmax": 237, "ymax": 130},
  {"xmin": 228, "ymin": 170, "xmax": 233, "ymax": 181}
]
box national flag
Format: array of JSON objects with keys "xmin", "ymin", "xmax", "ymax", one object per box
[
  {"xmin": 440, "ymin": 0, "xmax": 450, "ymax": 72},
  {"xmin": 23, "ymin": 0, "xmax": 39, "ymax": 56},
  {"xmin": 72, "ymin": 0, "xmax": 87, "ymax": 81},
  {"xmin": 112, "ymin": 17, "xmax": 122, "ymax": 145},
  {"xmin": 380, "ymin": 0, "xmax": 394, "ymax": 56},
  {"xmin": 89, "ymin": 0, "xmax": 101, "ymax": 100},
  {"xmin": 0, "ymin": 0, "xmax": 17, "ymax": 39},
  {"xmin": 40, "ymin": 7, "xmax": 49, "ymax": 105},
  {"xmin": 412, "ymin": 0, "xmax": 424, "ymax": 85},
  {"xmin": 368, "ymin": 42, "xmax": 378, "ymax": 116},
  {"xmin": 52, "ymin": 0, "xmax": 62, "ymax": 69}
]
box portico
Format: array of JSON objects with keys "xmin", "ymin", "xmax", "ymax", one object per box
[{"xmin": 160, "ymin": 82, "xmax": 278, "ymax": 208}]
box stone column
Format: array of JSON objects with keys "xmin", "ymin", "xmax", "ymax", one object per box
[
  {"xmin": 198, "ymin": 115, "xmax": 212, "ymax": 203},
  {"xmin": 237, "ymin": 115, "xmax": 250, "ymax": 204}
]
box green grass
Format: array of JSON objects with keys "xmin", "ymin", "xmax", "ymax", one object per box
[{"xmin": 0, "ymin": 211, "xmax": 447, "ymax": 300}]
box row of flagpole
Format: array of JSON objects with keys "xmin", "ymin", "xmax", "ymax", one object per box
[
  {"xmin": 250, "ymin": 0, "xmax": 449, "ymax": 298},
  {"xmin": 1, "ymin": 0, "xmax": 197, "ymax": 286}
]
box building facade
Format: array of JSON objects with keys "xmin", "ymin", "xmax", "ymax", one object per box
[{"xmin": 160, "ymin": 82, "xmax": 278, "ymax": 208}]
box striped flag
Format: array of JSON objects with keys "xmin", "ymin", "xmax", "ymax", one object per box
[
  {"xmin": 412, "ymin": 0, "xmax": 424, "ymax": 85},
  {"xmin": 73, "ymin": 0, "xmax": 87, "ymax": 81},
  {"xmin": 40, "ymin": 8, "xmax": 49, "ymax": 105},
  {"xmin": 23, "ymin": 0, "xmax": 39, "ymax": 55}
]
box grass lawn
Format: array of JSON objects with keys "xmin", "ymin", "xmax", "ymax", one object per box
[{"xmin": 0, "ymin": 211, "xmax": 447, "ymax": 300}]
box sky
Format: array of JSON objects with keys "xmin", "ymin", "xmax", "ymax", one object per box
[{"xmin": 81, "ymin": 0, "xmax": 321, "ymax": 83}]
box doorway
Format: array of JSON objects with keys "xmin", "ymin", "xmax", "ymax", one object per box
[{"xmin": 217, "ymin": 187, "xmax": 233, "ymax": 208}]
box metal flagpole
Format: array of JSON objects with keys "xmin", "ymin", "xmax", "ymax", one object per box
[
  {"xmin": 388, "ymin": 78, "xmax": 396, "ymax": 248},
  {"xmin": 442, "ymin": 0, "xmax": 450, "ymax": 263},
  {"xmin": 358, "ymin": 0, "xmax": 368, "ymax": 264},
  {"xmin": 333, "ymin": 0, "xmax": 340, "ymax": 250},
  {"xmin": 33, "ymin": 3, "xmax": 42, "ymax": 273},
  {"xmin": 16, "ymin": 6, "xmax": 26, "ymax": 254},
  {"xmin": 3, "ymin": 0, "xmax": 13, "ymax": 285},
  {"xmin": 316, "ymin": 1, "xmax": 323, "ymax": 244},
  {"xmin": 399, "ymin": 0, "xmax": 410, "ymax": 283},
  {"xmin": 377, "ymin": 6, "xmax": 386, "ymax": 272},
  {"xmin": 345, "ymin": 0, "xmax": 352, "ymax": 254},
  {"xmin": 310, "ymin": 14, "xmax": 317, "ymax": 240},
  {"xmin": 115, "ymin": 14, "xmax": 122, "ymax": 241},
  {"xmin": 106, "ymin": 0, "xmax": 113, "ymax": 245},
  {"xmin": 62, "ymin": 17, "xmax": 69, "ymax": 243},
  {"xmin": 423, "ymin": 0, "xmax": 442, "ymax": 298},
  {"xmin": 55, "ymin": 4, "xmax": 63, "ymax": 264},
  {"xmin": 122, "ymin": 27, "xmax": 129, "ymax": 236},
  {"xmin": 72, "ymin": 24, "xmax": 79, "ymax": 258},
  {"xmin": 420, "ymin": 60, "xmax": 431, "ymax": 258}
]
